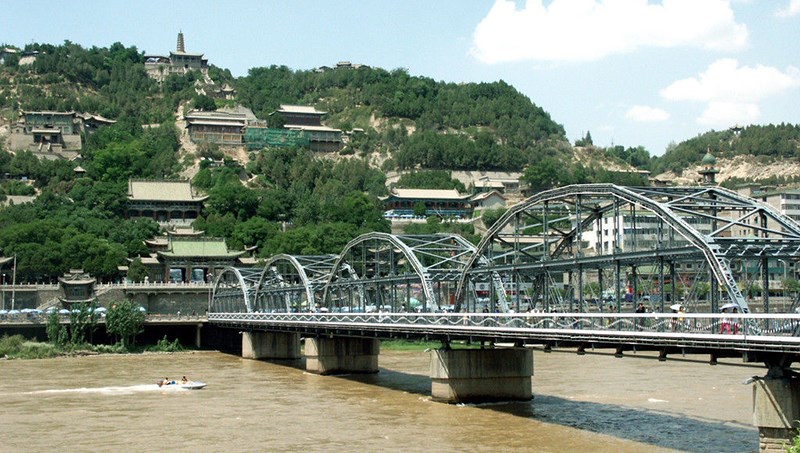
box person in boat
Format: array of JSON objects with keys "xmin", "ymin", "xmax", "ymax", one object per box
[
  {"xmin": 181, "ymin": 376, "xmax": 189, "ymax": 384},
  {"xmin": 158, "ymin": 377, "xmax": 169, "ymax": 387}
]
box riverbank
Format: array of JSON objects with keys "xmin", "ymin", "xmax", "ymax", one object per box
[
  {"xmin": 1, "ymin": 334, "xmax": 483, "ymax": 359},
  {"xmin": 0, "ymin": 334, "xmax": 185, "ymax": 359}
]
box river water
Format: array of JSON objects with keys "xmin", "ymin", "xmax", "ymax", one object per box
[{"xmin": 0, "ymin": 348, "xmax": 760, "ymax": 452}]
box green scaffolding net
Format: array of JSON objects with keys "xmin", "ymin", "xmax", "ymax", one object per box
[{"xmin": 245, "ymin": 127, "xmax": 310, "ymax": 150}]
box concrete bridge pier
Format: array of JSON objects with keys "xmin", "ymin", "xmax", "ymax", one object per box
[
  {"xmin": 752, "ymin": 366, "xmax": 800, "ymax": 453},
  {"xmin": 242, "ymin": 331, "xmax": 301, "ymax": 360},
  {"xmin": 430, "ymin": 347, "xmax": 533, "ymax": 403},
  {"xmin": 304, "ymin": 337, "xmax": 380, "ymax": 375}
]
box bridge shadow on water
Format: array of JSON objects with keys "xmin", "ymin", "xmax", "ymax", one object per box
[
  {"xmin": 333, "ymin": 367, "xmax": 757, "ymax": 453},
  {"xmin": 238, "ymin": 352, "xmax": 757, "ymax": 452}
]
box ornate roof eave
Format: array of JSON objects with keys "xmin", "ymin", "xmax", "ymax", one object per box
[{"xmin": 157, "ymin": 251, "xmax": 246, "ymax": 259}]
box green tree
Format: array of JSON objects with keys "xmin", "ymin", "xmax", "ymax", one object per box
[
  {"xmin": 46, "ymin": 311, "xmax": 68, "ymax": 346},
  {"xmin": 396, "ymin": 170, "xmax": 466, "ymax": 192},
  {"xmin": 523, "ymin": 157, "xmax": 573, "ymax": 192},
  {"xmin": 193, "ymin": 94, "xmax": 217, "ymax": 111},
  {"xmin": 68, "ymin": 302, "xmax": 99, "ymax": 346},
  {"xmin": 106, "ymin": 300, "xmax": 145, "ymax": 348},
  {"xmin": 481, "ymin": 207, "xmax": 507, "ymax": 229},
  {"xmin": 575, "ymin": 131, "xmax": 593, "ymax": 147},
  {"xmin": 784, "ymin": 278, "xmax": 800, "ymax": 299},
  {"xmin": 126, "ymin": 257, "xmax": 148, "ymax": 282},
  {"xmin": 413, "ymin": 201, "xmax": 427, "ymax": 217}
]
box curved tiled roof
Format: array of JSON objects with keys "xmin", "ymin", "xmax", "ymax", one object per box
[{"xmin": 127, "ymin": 179, "xmax": 207, "ymax": 202}]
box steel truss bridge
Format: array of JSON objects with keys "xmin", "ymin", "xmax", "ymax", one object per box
[{"xmin": 209, "ymin": 184, "xmax": 800, "ymax": 361}]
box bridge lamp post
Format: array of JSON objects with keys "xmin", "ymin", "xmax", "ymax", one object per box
[{"xmin": 778, "ymin": 259, "xmax": 789, "ymax": 300}]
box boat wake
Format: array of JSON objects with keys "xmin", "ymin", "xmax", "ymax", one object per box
[{"xmin": 24, "ymin": 384, "xmax": 190, "ymax": 395}]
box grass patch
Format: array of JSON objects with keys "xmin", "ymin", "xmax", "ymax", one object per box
[
  {"xmin": 0, "ymin": 335, "xmax": 61, "ymax": 359},
  {"xmin": 380, "ymin": 339, "xmax": 444, "ymax": 351},
  {"xmin": 0, "ymin": 334, "xmax": 190, "ymax": 359},
  {"xmin": 145, "ymin": 336, "xmax": 183, "ymax": 353},
  {"xmin": 380, "ymin": 339, "xmax": 486, "ymax": 351}
]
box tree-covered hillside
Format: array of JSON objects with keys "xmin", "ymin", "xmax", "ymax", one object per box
[
  {"xmin": 235, "ymin": 65, "xmax": 569, "ymax": 170},
  {"xmin": 651, "ymin": 124, "xmax": 800, "ymax": 176},
  {"xmin": 7, "ymin": 40, "xmax": 796, "ymax": 283}
]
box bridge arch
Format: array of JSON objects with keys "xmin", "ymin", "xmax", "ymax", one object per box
[
  {"xmin": 321, "ymin": 232, "xmax": 482, "ymax": 313},
  {"xmin": 456, "ymin": 184, "xmax": 800, "ymax": 313},
  {"xmin": 210, "ymin": 266, "xmax": 262, "ymax": 313},
  {"xmin": 253, "ymin": 254, "xmax": 338, "ymax": 313}
]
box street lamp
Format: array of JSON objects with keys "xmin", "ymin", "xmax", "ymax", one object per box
[
  {"xmin": 778, "ymin": 259, "xmax": 789, "ymax": 302},
  {"xmin": 778, "ymin": 259, "xmax": 788, "ymax": 279},
  {"xmin": 778, "ymin": 258, "xmax": 789, "ymax": 285}
]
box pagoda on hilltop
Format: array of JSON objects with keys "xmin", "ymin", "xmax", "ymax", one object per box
[{"xmin": 144, "ymin": 31, "xmax": 209, "ymax": 82}]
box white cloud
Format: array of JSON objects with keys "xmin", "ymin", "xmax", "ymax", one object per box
[
  {"xmin": 661, "ymin": 59, "xmax": 800, "ymax": 127},
  {"xmin": 625, "ymin": 105, "xmax": 670, "ymax": 122},
  {"xmin": 471, "ymin": 0, "xmax": 749, "ymax": 64},
  {"xmin": 777, "ymin": 0, "xmax": 800, "ymax": 17},
  {"xmin": 697, "ymin": 101, "xmax": 759, "ymax": 125}
]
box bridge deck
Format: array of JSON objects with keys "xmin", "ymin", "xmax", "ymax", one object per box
[{"xmin": 209, "ymin": 312, "xmax": 800, "ymax": 358}]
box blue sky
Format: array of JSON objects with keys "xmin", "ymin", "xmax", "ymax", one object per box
[{"xmin": 2, "ymin": 0, "xmax": 799, "ymax": 156}]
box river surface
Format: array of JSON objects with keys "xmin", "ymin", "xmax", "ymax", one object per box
[{"xmin": 0, "ymin": 347, "xmax": 760, "ymax": 452}]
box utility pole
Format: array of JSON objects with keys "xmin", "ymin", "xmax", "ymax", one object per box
[{"xmin": 11, "ymin": 254, "xmax": 16, "ymax": 311}]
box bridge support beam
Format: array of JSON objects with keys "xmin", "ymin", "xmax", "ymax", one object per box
[
  {"xmin": 430, "ymin": 347, "xmax": 533, "ymax": 403},
  {"xmin": 304, "ymin": 337, "xmax": 380, "ymax": 375},
  {"xmin": 753, "ymin": 371, "xmax": 800, "ymax": 452},
  {"xmin": 242, "ymin": 331, "xmax": 301, "ymax": 360},
  {"xmin": 195, "ymin": 324, "xmax": 202, "ymax": 349}
]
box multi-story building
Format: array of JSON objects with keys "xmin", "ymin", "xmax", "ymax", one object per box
[
  {"xmin": 271, "ymin": 105, "xmax": 342, "ymax": 152},
  {"xmin": 185, "ymin": 110, "xmax": 248, "ymax": 146},
  {"xmin": 736, "ymin": 184, "xmax": 800, "ymax": 287},
  {"xmin": 125, "ymin": 179, "xmax": 207, "ymax": 225},
  {"xmin": 9, "ymin": 111, "xmax": 83, "ymax": 159}
]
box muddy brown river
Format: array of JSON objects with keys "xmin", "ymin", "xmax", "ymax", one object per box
[{"xmin": 0, "ymin": 348, "xmax": 761, "ymax": 452}]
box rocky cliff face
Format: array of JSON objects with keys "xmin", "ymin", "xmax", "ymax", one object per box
[{"xmin": 655, "ymin": 155, "xmax": 800, "ymax": 186}]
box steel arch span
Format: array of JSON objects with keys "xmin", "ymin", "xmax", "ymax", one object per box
[
  {"xmin": 210, "ymin": 267, "xmax": 262, "ymax": 313},
  {"xmin": 455, "ymin": 184, "xmax": 800, "ymax": 314},
  {"xmin": 321, "ymin": 232, "xmax": 485, "ymax": 313},
  {"xmin": 253, "ymin": 254, "xmax": 338, "ymax": 313}
]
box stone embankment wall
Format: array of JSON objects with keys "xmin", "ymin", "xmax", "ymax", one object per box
[
  {"xmin": 2, "ymin": 285, "xmax": 212, "ymax": 314},
  {"xmin": 1, "ymin": 287, "xmax": 60, "ymax": 309},
  {"xmin": 125, "ymin": 291, "xmax": 210, "ymax": 315}
]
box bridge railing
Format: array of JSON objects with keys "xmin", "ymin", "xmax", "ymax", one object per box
[
  {"xmin": 0, "ymin": 313, "xmax": 207, "ymax": 324},
  {"xmin": 208, "ymin": 312, "xmax": 800, "ymax": 340},
  {"xmin": 0, "ymin": 283, "xmax": 60, "ymax": 290}
]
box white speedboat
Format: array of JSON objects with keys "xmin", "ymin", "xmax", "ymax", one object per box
[{"xmin": 157, "ymin": 380, "xmax": 207, "ymax": 390}]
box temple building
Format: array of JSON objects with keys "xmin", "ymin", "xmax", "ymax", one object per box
[
  {"xmin": 381, "ymin": 188, "xmax": 472, "ymax": 218},
  {"xmin": 58, "ymin": 269, "xmax": 97, "ymax": 307},
  {"xmin": 9, "ymin": 111, "xmax": 83, "ymax": 159},
  {"xmin": 126, "ymin": 179, "xmax": 207, "ymax": 225},
  {"xmin": 144, "ymin": 31, "xmax": 209, "ymax": 82},
  {"xmin": 0, "ymin": 47, "xmax": 18, "ymax": 65},
  {"xmin": 185, "ymin": 106, "xmax": 260, "ymax": 146},
  {"xmin": 270, "ymin": 104, "xmax": 343, "ymax": 152},
  {"xmin": 470, "ymin": 190, "xmax": 506, "ymax": 211},
  {"xmin": 9, "ymin": 111, "xmax": 116, "ymax": 160},
  {"xmin": 134, "ymin": 226, "xmax": 256, "ymax": 283},
  {"xmin": 77, "ymin": 113, "xmax": 117, "ymax": 134},
  {"xmin": 699, "ymin": 149, "xmax": 719, "ymax": 186}
]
